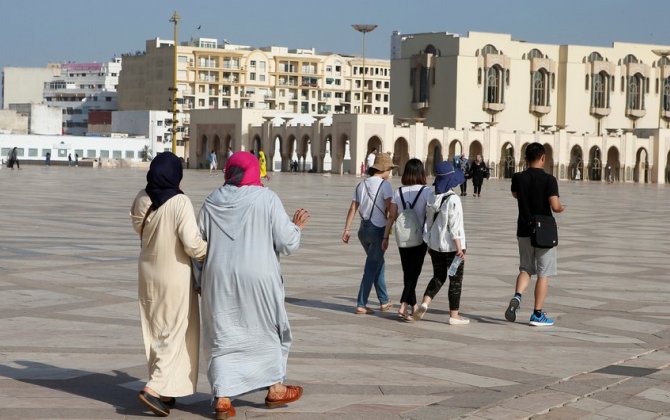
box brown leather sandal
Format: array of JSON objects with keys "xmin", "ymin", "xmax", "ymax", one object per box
[
  {"xmin": 215, "ymin": 398, "xmax": 236, "ymax": 419},
  {"xmin": 265, "ymin": 385, "xmax": 303, "ymax": 408}
]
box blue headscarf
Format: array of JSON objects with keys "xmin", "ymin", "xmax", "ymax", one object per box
[{"xmin": 145, "ymin": 152, "xmax": 184, "ymax": 209}]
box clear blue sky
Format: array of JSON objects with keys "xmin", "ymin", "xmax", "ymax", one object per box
[{"xmin": 2, "ymin": 0, "xmax": 669, "ymax": 77}]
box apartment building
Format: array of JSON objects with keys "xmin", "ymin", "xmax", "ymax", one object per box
[
  {"xmin": 2, "ymin": 65, "xmax": 61, "ymax": 109},
  {"xmin": 118, "ymin": 37, "xmax": 390, "ymax": 122},
  {"xmin": 43, "ymin": 58, "xmax": 122, "ymax": 136}
]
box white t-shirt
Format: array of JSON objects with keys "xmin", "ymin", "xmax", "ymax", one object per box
[
  {"xmin": 353, "ymin": 176, "xmax": 393, "ymax": 228},
  {"xmin": 392, "ymin": 185, "xmax": 432, "ymax": 228},
  {"xmin": 366, "ymin": 152, "xmax": 376, "ymax": 169}
]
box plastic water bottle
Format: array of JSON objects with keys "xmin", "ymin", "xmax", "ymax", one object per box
[{"xmin": 447, "ymin": 255, "xmax": 462, "ymax": 277}]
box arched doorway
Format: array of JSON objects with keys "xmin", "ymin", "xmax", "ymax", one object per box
[
  {"xmin": 322, "ymin": 135, "xmax": 333, "ymax": 172},
  {"xmin": 607, "ymin": 146, "xmax": 620, "ymax": 182},
  {"xmin": 469, "ymin": 140, "xmax": 483, "ymax": 161},
  {"xmin": 569, "ymin": 145, "xmax": 584, "ymax": 181},
  {"xmin": 367, "ymin": 136, "xmax": 382, "ymax": 155},
  {"xmin": 425, "ymin": 139, "xmax": 441, "ymax": 176},
  {"xmin": 199, "ymin": 135, "xmax": 208, "ymax": 169},
  {"xmin": 634, "ymin": 147, "xmax": 649, "ymax": 183},
  {"xmin": 500, "ymin": 142, "xmax": 515, "ymax": 178},
  {"xmin": 588, "ymin": 146, "xmax": 602, "ymax": 181},
  {"xmin": 543, "ymin": 143, "xmax": 554, "ymax": 175},
  {"xmin": 223, "ymin": 134, "xmax": 232, "ymax": 166},
  {"xmin": 273, "ymin": 135, "xmax": 282, "ymax": 172},
  {"xmin": 299, "ymin": 135, "xmax": 311, "ymax": 172},
  {"xmin": 519, "ymin": 143, "xmax": 529, "ymax": 171},
  {"xmin": 448, "ymin": 139, "xmax": 463, "ymax": 160},
  {"xmin": 393, "ymin": 137, "xmax": 409, "ymax": 176}
]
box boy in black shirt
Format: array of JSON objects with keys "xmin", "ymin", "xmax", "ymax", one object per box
[{"xmin": 505, "ymin": 143, "xmax": 566, "ymax": 326}]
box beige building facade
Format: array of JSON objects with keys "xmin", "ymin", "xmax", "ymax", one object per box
[
  {"xmin": 118, "ymin": 37, "xmax": 391, "ymax": 152},
  {"xmin": 188, "ymin": 109, "xmax": 670, "ymax": 184},
  {"xmin": 2, "ymin": 66, "xmax": 60, "ymax": 109},
  {"xmin": 391, "ymin": 31, "xmax": 670, "ymax": 136}
]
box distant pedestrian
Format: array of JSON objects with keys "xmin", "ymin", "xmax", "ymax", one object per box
[
  {"xmin": 504, "ymin": 142, "xmax": 566, "ymax": 327},
  {"xmin": 209, "ymin": 150, "xmax": 218, "ymax": 176},
  {"xmin": 9, "ymin": 147, "xmax": 19, "ymax": 170},
  {"xmin": 606, "ymin": 163, "xmax": 613, "ymax": 183},
  {"xmin": 75, "ymin": 153, "xmax": 79, "ymax": 167},
  {"xmin": 68, "ymin": 153, "xmax": 73, "ymax": 167},
  {"xmin": 259, "ymin": 148, "xmax": 270, "ymax": 181},
  {"xmin": 366, "ymin": 147, "xmax": 377, "ymax": 172},
  {"xmin": 226, "ymin": 146, "xmax": 233, "ymax": 159},
  {"xmin": 414, "ymin": 160, "xmax": 469, "ymax": 325},
  {"xmin": 46, "ymin": 152, "xmax": 51, "ymax": 166},
  {"xmin": 454, "ymin": 153, "xmax": 469, "ymax": 196},
  {"xmin": 468, "ymin": 154, "xmax": 489, "ymax": 197},
  {"xmin": 342, "ymin": 153, "xmax": 396, "ymax": 315}
]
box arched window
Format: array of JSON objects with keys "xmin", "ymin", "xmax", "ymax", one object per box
[
  {"xmin": 627, "ymin": 73, "xmax": 644, "ymax": 110},
  {"xmin": 663, "ymin": 77, "xmax": 670, "ymax": 112},
  {"xmin": 623, "ymin": 54, "xmax": 639, "ymax": 64},
  {"xmin": 486, "ymin": 66, "xmax": 503, "ymax": 103},
  {"xmin": 481, "ymin": 44, "xmax": 499, "ymax": 55},
  {"xmin": 592, "ymin": 72, "xmax": 609, "ymax": 108},
  {"xmin": 425, "ymin": 44, "xmax": 437, "ymax": 56},
  {"xmin": 531, "ymin": 70, "xmax": 549, "ymax": 106},
  {"xmin": 588, "ymin": 52, "xmax": 604, "ymax": 62},
  {"xmin": 527, "ymin": 49, "xmax": 544, "ymax": 59}
]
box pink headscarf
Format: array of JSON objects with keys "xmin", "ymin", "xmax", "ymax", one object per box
[{"xmin": 224, "ymin": 151, "xmax": 263, "ymax": 187}]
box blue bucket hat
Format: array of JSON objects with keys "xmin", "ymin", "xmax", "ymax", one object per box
[{"xmin": 434, "ymin": 161, "xmax": 465, "ymax": 194}]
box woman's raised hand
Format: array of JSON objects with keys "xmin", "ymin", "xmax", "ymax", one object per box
[{"xmin": 293, "ymin": 208, "xmax": 310, "ymax": 230}]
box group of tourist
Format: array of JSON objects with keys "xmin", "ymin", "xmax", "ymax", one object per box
[
  {"xmin": 343, "ymin": 142, "xmax": 565, "ymax": 328},
  {"xmin": 130, "ymin": 141, "xmax": 565, "ymax": 418},
  {"xmin": 131, "ymin": 151, "xmax": 308, "ymax": 418}
]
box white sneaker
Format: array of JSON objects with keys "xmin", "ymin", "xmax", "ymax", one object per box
[
  {"xmin": 413, "ymin": 303, "xmax": 428, "ymax": 321},
  {"xmin": 448, "ymin": 316, "xmax": 470, "ymax": 325}
]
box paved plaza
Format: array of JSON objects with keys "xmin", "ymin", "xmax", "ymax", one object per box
[{"xmin": 0, "ymin": 165, "xmax": 668, "ymax": 419}]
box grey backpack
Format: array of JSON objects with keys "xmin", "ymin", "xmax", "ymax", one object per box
[{"xmin": 393, "ymin": 186, "xmax": 426, "ymax": 248}]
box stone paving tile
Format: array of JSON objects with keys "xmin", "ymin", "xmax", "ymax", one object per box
[
  {"xmin": 532, "ymin": 405, "xmax": 592, "ymax": 419},
  {"xmin": 0, "ymin": 168, "xmax": 669, "ymax": 419}
]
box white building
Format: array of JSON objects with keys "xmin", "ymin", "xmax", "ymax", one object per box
[
  {"xmin": 112, "ymin": 110, "xmax": 187, "ymax": 158},
  {"xmin": 0, "ymin": 133, "xmax": 150, "ymax": 165},
  {"xmin": 44, "ymin": 58, "xmax": 122, "ymax": 136}
]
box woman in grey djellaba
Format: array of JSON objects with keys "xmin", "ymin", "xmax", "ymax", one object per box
[{"xmin": 197, "ymin": 151, "xmax": 310, "ymax": 419}]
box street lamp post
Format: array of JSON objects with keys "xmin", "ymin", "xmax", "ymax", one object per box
[
  {"xmin": 352, "ymin": 24, "xmax": 377, "ymax": 114},
  {"xmin": 169, "ymin": 11, "xmax": 180, "ymax": 154}
]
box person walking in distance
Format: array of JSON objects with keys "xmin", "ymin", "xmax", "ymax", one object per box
[
  {"xmin": 468, "ymin": 154, "xmax": 489, "ymax": 197},
  {"xmin": 209, "ymin": 150, "xmax": 218, "ymax": 176},
  {"xmin": 366, "ymin": 147, "xmax": 377, "ymax": 172},
  {"xmin": 505, "ymin": 142, "xmax": 566, "ymax": 327},
  {"xmin": 454, "ymin": 153, "xmax": 469, "ymax": 196}
]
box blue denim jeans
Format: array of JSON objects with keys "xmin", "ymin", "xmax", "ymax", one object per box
[{"xmin": 356, "ymin": 220, "xmax": 389, "ymax": 308}]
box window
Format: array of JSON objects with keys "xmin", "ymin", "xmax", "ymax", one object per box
[
  {"xmin": 326, "ymin": 65, "xmax": 332, "ymax": 73},
  {"xmin": 481, "ymin": 44, "xmax": 499, "ymax": 55},
  {"xmin": 42, "ymin": 149, "xmax": 51, "ymax": 157},
  {"xmin": 126, "ymin": 151, "xmax": 135, "ymax": 159},
  {"xmin": 157, "ymin": 135, "xmax": 163, "ymax": 143},
  {"xmin": 591, "ymin": 72, "xmax": 609, "ymax": 109},
  {"xmin": 157, "ymin": 120, "xmax": 163, "ymax": 126},
  {"xmin": 100, "ymin": 150, "xmax": 110, "ymax": 158},
  {"xmin": 87, "ymin": 149, "xmax": 96, "ymax": 158},
  {"xmin": 531, "ymin": 71, "xmax": 548, "ymax": 106},
  {"xmin": 105, "ymin": 97, "xmax": 112, "ymax": 102},
  {"xmin": 113, "ymin": 150, "xmax": 122, "ymax": 159},
  {"xmin": 627, "ymin": 73, "xmax": 644, "ymax": 110},
  {"xmin": 258, "ymin": 61, "xmax": 266, "ymax": 71},
  {"xmin": 259, "ymin": 74, "xmax": 266, "ymax": 82},
  {"xmin": 28, "ymin": 148, "xmax": 38, "ymax": 157},
  {"xmin": 663, "ymin": 77, "xmax": 670, "ymax": 112},
  {"xmin": 528, "ymin": 49, "xmax": 544, "ymax": 59},
  {"xmin": 250, "ymin": 72, "xmax": 256, "ymax": 81},
  {"xmin": 486, "ymin": 66, "xmax": 503, "ymax": 103},
  {"xmin": 249, "ymin": 60, "xmax": 256, "ymax": 68},
  {"xmin": 178, "ymin": 56, "xmax": 188, "ymax": 63}
]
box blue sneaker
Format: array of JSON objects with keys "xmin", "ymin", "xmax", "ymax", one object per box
[
  {"xmin": 504, "ymin": 297, "xmax": 520, "ymax": 322},
  {"xmin": 529, "ymin": 312, "xmax": 554, "ymax": 326}
]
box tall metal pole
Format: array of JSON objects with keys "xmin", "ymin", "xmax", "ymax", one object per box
[
  {"xmin": 352, "ymin": 24, "xmax": 377, "ymax": 114},
  {"xmin": 170, "ymin": 11, "xmax": 180, "ymax": 154}
]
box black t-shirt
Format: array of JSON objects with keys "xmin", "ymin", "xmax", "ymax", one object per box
[{"xmin": 511, "ymin": 168, "xmax": 559, "ymax": 237}]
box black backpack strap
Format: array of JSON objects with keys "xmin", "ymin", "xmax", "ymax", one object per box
[
  {"xmin": 432, "ymin": 193, "xmax": 453, "ymax": 223},
  {"xmin": 408, "ymin": 186, "xmax": 426, "ymax": 209},
  {"xmin": 399, "ymin": 187, "xmax": 408, "ymax": 210}
]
